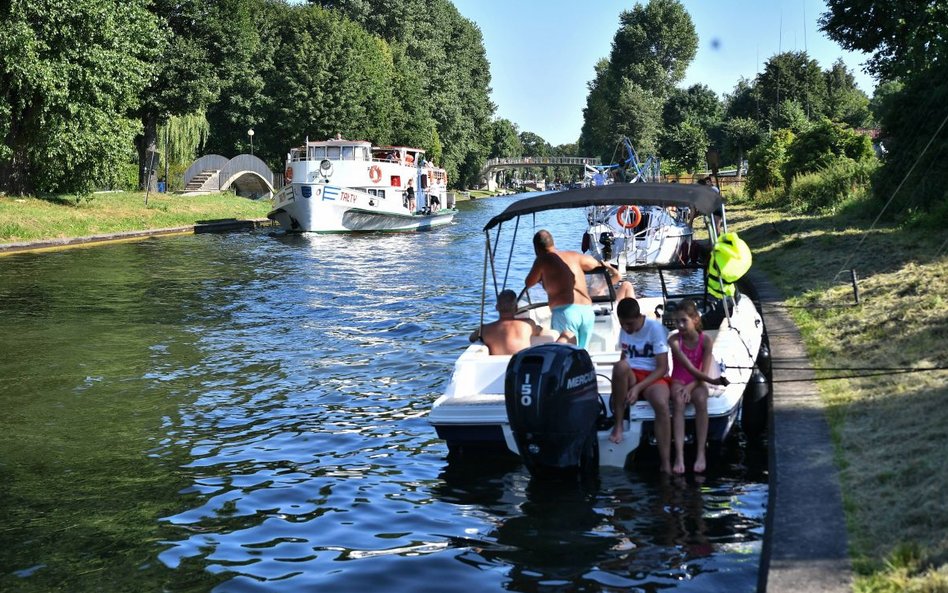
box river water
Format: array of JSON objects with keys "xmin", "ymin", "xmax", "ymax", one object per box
[{"xmin": 0, "ymin": 194, "xmax": 767, "ymax": 592}]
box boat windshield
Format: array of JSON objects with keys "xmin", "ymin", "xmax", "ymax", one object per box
[{"xmin": 514, "ymin": 269, "xmax": 616, "ymax": 311}]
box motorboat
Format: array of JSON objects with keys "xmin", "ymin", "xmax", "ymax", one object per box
[
  {"xmin": 268, "ymin": 137, "xmax": 456, "ymax": 232},
  {"xmin": 428, "ymin": 183, "xmax": 771, "ymax": 475},
  {"xmin": 582, "ymin": 203, "xmax": 694, "ymax": 268}
]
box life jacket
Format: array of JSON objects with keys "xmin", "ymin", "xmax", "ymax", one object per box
[{"xmin": 707, "ymin": 232, "xmax": 752, "ymax": 299}]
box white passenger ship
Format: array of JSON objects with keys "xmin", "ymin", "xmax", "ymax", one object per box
[{"xmin": 268, "ymin": 136, "xmax": 455, "ymax": 232}]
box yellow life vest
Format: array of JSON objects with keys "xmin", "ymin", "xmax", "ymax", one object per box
[{"xmin": 707, "ymin": 232, "xmax": 752, "ymax": 299}]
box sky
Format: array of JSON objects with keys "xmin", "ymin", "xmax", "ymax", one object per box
[{"xmin": 451, "ymin": 0, "xmax": 876, "ymax": 147}]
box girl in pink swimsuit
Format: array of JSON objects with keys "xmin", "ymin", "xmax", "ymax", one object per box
[{"xmin": 668, "ymin": 300, "xmax": 727, "ymax": 474}]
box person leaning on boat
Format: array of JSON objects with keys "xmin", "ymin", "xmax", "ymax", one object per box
[
  {"xmin": 469, "ymin": 289, "xmax": 557, "ymax": 355},
  {"xmin": 524, "ymin": 230, "xmax": 622, "ymax": 349}
]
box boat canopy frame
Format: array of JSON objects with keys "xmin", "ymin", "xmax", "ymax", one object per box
[
  {"xmin": 483, "ymin": 183, "xmax": 723, "ymax": 231},
  {"xmin": 477, "ymin": 183, "xmax": 727, "ymax": 329}
]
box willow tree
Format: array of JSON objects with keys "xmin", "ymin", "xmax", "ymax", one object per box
[
  {"xmin": 0, "ymin": 0, "xmax": 160, "ymax": 195},
  {"xmin": 157, "ymin": 112, "xmax": 211, "ymax": 190}
]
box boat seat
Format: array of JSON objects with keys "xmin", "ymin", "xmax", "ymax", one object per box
[{"xmin": 530, "ymin": 333, "xmax": 556, "ymax": 346}]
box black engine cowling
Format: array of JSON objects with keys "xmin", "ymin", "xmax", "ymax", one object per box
[{"xmin": 504, "ymin": 343, "xmax": 600, "ymax": 478}]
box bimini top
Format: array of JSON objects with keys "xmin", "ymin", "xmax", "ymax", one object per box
[{"xmin": 483, "ymin": 183, "xmax": 723, "ymax": 231}]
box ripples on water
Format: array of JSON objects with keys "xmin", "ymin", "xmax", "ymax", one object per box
[{"xmin": 0, "ymin": 194, "xmax": 766, "ymax": 592}]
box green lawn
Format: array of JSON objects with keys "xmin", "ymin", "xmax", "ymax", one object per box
[{"xmin": 0, "ymin": 191, "xmax": 271, "ymax": 245}]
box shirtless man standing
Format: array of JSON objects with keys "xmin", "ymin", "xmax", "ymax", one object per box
[
  {"xmin": 524, "ymin": 230, "xmax": 619, "ymax": 349},
  {"xmin": 469, "ymin": 289, "xmax": 554, "ymax": 355}
]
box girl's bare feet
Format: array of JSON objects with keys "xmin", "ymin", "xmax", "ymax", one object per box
[
  {"xmin": 673, "ymin": 458, "xmax": 686, "ymax": 474},
  {"xmin": 693, "ymin": 453, "xmax": 707, "ymax": 473}
]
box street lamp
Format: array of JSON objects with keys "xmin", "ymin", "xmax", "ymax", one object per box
[{"xmin": 248, "ymin": 128, "xmax": 255, "ymax": 156}]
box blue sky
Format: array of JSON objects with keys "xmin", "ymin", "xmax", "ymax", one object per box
[{"xmin": 451, "ymin": 0, "xmax": 876, "ymax": 147}]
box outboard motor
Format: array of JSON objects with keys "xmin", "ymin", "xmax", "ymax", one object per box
[{"xmin": 505, "ymin": 343, "xmax": 601, "ymax": 479}]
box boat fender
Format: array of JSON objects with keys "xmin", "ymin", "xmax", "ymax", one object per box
[
  {"xmin": 746, "ymin": 369, "xmax": 770, "ymax": 402},
  {"xmin": 617, "ymin": 205, "xmax": 641, "ymax": 229},
  {"xmin": 755, "ymin": 339, "xmax": 772, "ymax": 378},
  {"xmin": 369, "ymin": 165, "xmax": 382, "ymax": 183},
  {"xmin": 284, "ymin": 166, "xmax": 293, "ymax": 183}
]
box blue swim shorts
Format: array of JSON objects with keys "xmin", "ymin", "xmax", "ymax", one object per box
[{"xmin": 551, "ymin": 304, "xmax": 595, "ymax": 349}]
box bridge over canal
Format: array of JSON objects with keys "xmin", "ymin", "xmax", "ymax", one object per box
[
  {"xmin": 479, "ymin": 156, "xmax": 601, "ymax": 190},
  {"xmin": 183, "ymin": 154, "xmax": 276, "ymax": 198}
]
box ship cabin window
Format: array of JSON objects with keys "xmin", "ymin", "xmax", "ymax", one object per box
[
  {"xmin": 341, "ymin": 146, "xmax": 355, "ymax": 160},
  {"xmin": 308, "ymin": 146, "xmax": 326, "ymax": 160},
  {"xmin": 367, "ymin": 188, "xmax": 384, "ymax": 199},
  {"xmin": 327, "ymin": 146, "xmax": 341, "ymax": 160}
]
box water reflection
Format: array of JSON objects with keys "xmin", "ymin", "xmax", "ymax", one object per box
[{"xmin": 435, "ymin": 455, "xmax": 763, "ymax": 593}]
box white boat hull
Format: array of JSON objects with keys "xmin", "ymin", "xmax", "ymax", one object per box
[
  {"xmin": 268, "ymin": 184, "xmax": 455, "ymax": 232},
  {"xmin": 429, "ymin": 294, "xmax": 763, "ymax": 467}
]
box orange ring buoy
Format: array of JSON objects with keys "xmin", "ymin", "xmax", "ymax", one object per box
[
  {"xmin": 369, "ymin": 165, "xmax": 382, "ymax": 183},
  {"xmin": 617, "ymin": 205, "xmax": 642, "ymax": 229},
  {"xmin": 284, "ymin": 166, "xmax": 293, "ymax": 183}
]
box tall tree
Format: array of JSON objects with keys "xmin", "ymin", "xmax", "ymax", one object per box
[
  {"xmin": 259, "ymin": 5, "xmax": 396, "ymax": 151},
  {"xmin": 725, "ymin": 77, "xmax": 763, "ymax": 122},
  {"xmin": 823, "ymin": 58, "xmax": 872, "ymax": 127},
  {"xmin": 609, "ymin": 0, "xmax": 697, "ymax": 95},
  {"xmin": 202, "ymin": 0, "xmax": 270, "ymax": 163},
  {"xmin": 0, "ymin": 0, "xmax": 161, "ymax": 194},
  {"xmin": 663, "ymin": 84, "xmax": 723, "ymax": 131},
  {"xmin": 721, "ymin": 117, "xmax": 762, "ymax": 179},
  {"xmin": 307, "ymin": 0, "xmax": 494, "ymax": 187},
  {"xmin": 579, "ymin": 0, "xmax": 697, "ymax": 162},
  {"xmin": 755, "ymin": 51, "xmax": 827, "ymax": 127},
  {"xmin": 489, "ymin": 119, "xmax": 522, "ymax": 159},
  {"xmin": 821, "ymin": 0, "xmax": 948, "ymax": 220}
]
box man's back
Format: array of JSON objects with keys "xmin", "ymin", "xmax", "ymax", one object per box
[
  {"xmin": 481, "ymin": 318, "xmax": 536, "ymax": 355},
  {"xmin": 531, "ymin": 250, "xmax": 594, "ymax": 309}
]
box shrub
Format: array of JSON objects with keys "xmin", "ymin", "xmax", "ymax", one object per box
[
  {"xmin": 786, "ymin": 157, "xmax": 878, "ymax": 213},
  {"xmin": 783, "ymin": 118, "xmax": 875, "ymax": 183},
  {"xmin": 746, "ymin": 129, "xmax": 795, "ymax": 197}
]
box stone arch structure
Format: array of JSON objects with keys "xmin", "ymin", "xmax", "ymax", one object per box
[{"xmin": 183, "ymin": 154, "xmax": 276, "ymax": 198}]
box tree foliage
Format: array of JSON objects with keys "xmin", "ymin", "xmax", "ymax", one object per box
[
  {"xmin": 489, "ymin": 119, "xmax": 522, "ymax": 159},
  {"xmin": 821, "ymin": 0, "xmax": 948, "ymax": 221},
  {"xmin": 0, "ymin": 0, "xmax": 161, "ymax": 195},
  {"xmin": 820, "ymin": 0, "xmax": 948, "ymax": 80},
  {"xmin": 755, "ymin": 51, "xmax": 827, "ymax": 127},
  {"xmin": 579, "ymin": 0, "xmax": 696, "ymax": 163},
  {"xmin": 823, "ymin": 58, "xmax": 872, "ymax": 128},
  {"xmin": 782, "ymin": 118, "xmax": 874, "ymax": 182},
  {"xmin": 309, "ymin": 0, "xmax": 493, "ymax": 187},
  {"xmin": 746, "ymin": 129, "xmax": 795, "ymax": 197}
]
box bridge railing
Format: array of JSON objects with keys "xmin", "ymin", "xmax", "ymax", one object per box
[{"xmin": 483, "ymin": 156, "xmax": 602, "ymax": 168}]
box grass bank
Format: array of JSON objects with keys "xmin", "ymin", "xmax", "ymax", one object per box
[
  {"xmin": 0, "ymin": 191, "xmax": 271, "ymax": 245},
  {"xmin": 725, "ymin": 197, "xmax": 948, "ymax": 592}
]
